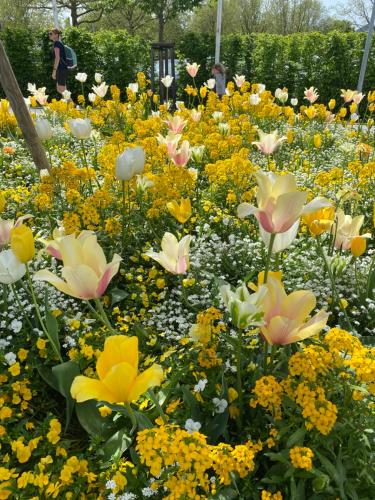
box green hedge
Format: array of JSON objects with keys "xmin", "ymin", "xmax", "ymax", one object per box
[
  {"xmin": 176, "ymin": 31, "xmax": 375, "ymax": 102},
  {"xmin": 1, "ymin": 28, "xmax": 374, "ymax": 103}
]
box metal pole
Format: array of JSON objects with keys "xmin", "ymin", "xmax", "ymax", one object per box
[
  {"xmin": 52, "ymin": 0, "xmax": 59, "ymax": 28},
  {"xmin": 357, "ymin": 1, "xmax": 375, "ymax": 92},
  {"xmin": 215, "ymin": 0, "xmax": 223, "ymax": 63}
]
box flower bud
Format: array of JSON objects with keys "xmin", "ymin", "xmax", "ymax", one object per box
[
  {"xmin": 10, "ymin": 224, "xmax": 35, "ymax": 263},
  {"xmin": 35, "ymin": 118, "xmax": 53, "ymax": 141}
]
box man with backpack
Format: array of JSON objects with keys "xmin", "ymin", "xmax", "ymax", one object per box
[{"xmin": 48, "ymin": 28, "xmax": 77, "ymax": 97}]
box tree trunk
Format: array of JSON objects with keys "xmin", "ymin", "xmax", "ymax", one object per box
[
  {"xmin": 0, "ymin": 40, "xmax": 50, "ymax": 171},
  {"xmin": 158, "ymin": 12, "xmax": 164, "ymax": 42},
  {"xmin": 71, "ymin": 0, "xmax": 78, "ymax": 26}
]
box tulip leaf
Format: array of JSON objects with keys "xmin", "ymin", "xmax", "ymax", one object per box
[
  {"xmin": 44, "ymin": 292, "xmax": 61, "ymax": 358},
  {"xmin": 210, "ymin": 487, "xmax": 237, "ymax": 499},
  {"xmin": 286, "ymin": 428, "xmax": 306, "ymax": 447},
  {"xmin": 76, "ymin": 400, "xmax": 116, "ymax": 438},
  {"xmin": 51, "ymin": 361, "xmax": 80, "ymax": 430},
  {"xmin": 133, "ymin": 410, "xmax": 153, "ymax": 430},
  {"xmin": 110, "ymin": 288, "xmax": 129, "ymax": 305},
  {"xmin": 100, "ymin": 429, "xmax": 132, "ymax": 462},
  {"xmin": 206, "ymin": 409, "xmax": 229, "ymax": 442}
]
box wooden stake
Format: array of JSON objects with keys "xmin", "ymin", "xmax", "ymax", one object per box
[{"xmin": 0, "ymin": 39, "xmax": 50, "ymax": 171}]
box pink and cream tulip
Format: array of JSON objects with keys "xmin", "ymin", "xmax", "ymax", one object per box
[
  {"xmin": 259, "ymin": 277, "xmax": 329, "ymax": 345},
  {"xmin": 186, "ymin": 62, "xmax": 200, "ymax": 78},
  {"xmin": 332, "ymin": 209, "xmax": 371, "ymax": 251},
  {"xmin": 234, "ymin": 74, "xmax": 246, "ymax": 88},
  {"xmin": 237, "ymin": 171, "xmax": 330, "ymax": 251},
  {"xmin": 0, "ymin": 214, "xmax": 33, "ymax": 247},
  {"xmin": 171, "ymin": 140, "xmax": 191, "ymax": 167},
  {"xmin": 165, "ymin": 115, "xmax": 187, "ymax": 134},
  {"xmin": 157, "ymin": 132, "xmax": 182, "ymax": 157},
  {"xmin": 252, "ymin": 129, "xmax": 287, "ymax": 155},
  {"xmin": 146, "ymin": 232, "xmax": 192, "ymax": 274},
  {"xmin": 304, "ymin": 86, "xmax": 319, "ymax": 104},
  {"xmin": 33, "ymin": 231, "xmax": 121, "ymax": 299},
  {"xmin": 340, "ymin": 89, "xmax": 356, "ymax": 103}
]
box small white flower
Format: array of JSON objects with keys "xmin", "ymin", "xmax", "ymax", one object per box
[
  {"xmin": 184, "ymin": 418, "xmax": 201, "ymax": 433},
  {"xmin": 105, "ymin": 479, "xmax": 116, "ymax": 490},
  {"xmin": 291, "ymin": 98, "xmax": 298, "ymax": 106},
  {"xmin": 212, "ymin": 398, "xmax": 228, "ymax": 414},
  {"xmin": 142, "ymin": 486, "xmax": 157, "ymax": 497},
  {"xmin": 194, "ymin": 378, "xmax": 207, "ymax": 392},
  {"xmin": 4, "ymin": 352, "xmax": 17, "ymax": 365},
  {"xmin": 10, "ymin": 319, "xmax": 22, "ymax": 333}
]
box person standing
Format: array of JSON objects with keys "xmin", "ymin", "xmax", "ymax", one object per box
[
  {"xmin": 212, "ymin": 63, "xmax": 226, "ymax": 98},
  {"xmin": 48, "ymin": 28, "xmax": 68, "ymax": 96}
]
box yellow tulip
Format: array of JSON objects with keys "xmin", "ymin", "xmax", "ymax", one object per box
[
  {"xmin": 313, "ymin": 134, "xmax": 321, "ymax": 148},
  {"xmin": 10, "ymin": 224, "xmax": 35, "ymax": 263},
  {"xmin": 351, "ymin": 236, "xmax": 366, "ymax": 257},
  {"xmin": 249, "ymin": 270, "xmax": 283, "ymax": 291},
  {"xmin": 166, "ymin": 199, "xmax": 192, "ymax": 224},
  {"xmin": 259, "ymin": 278, "xmax": 329, "ymax": 345},
  {"xmin": 328, "ymin": 99, "xmax": 336, "ymax": 110},
  {"xmin": 71, "ymin": 336, "xmax": 163, "ymax": 404},
  {"xmin": 303, "ymin": 207, "xmax": 335, "ymax": 236}
]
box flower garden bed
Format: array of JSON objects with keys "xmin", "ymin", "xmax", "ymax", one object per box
[{"xmin": 0, "ymin": 74, "xmax": 374, "ymax": 499}]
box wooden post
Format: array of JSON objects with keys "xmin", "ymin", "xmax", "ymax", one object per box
[{"xmin": 0, "ymin": 40, "xmax": 50, "ymax": 171}]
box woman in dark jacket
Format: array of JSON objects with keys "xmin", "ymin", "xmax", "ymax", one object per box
[{"xmin": 48, "ymin": 28, "xmax": 68, "ymax": 95}]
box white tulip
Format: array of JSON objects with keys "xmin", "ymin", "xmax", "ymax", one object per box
[
  {"xmin": 275, "ymin": 88, "xmax": 288, "ymax": 103},
  {"xmin": 206, "ymin": 78, "xmax": 216, "ymax": 90},
  {"xmin": 88, "ymin": 93, "xmax": 96, "ymax": 103},
  {"xmin": 115, "ymin": 146, "xmax": 145, "ymax": 181},
  {"xmin": 250, "ymin": 93, "xmax": 261, "ymax": 105},
  {"xmin": 161, "ymin": 75, "xmax": 174, "ymax": 88},
  {"xmin": 128, "ymin": 83, "xmax": 139, "ymax": 93},
  {"xmin": 67, "ymin": 118, "xmax": 92, "ymax": 140},
  {"xmin": 75, "ymin": 72, "xmax": 87, "ymax": 83},
  {"xmin": 291, "ymin": 98, "xmax": 298, "ymax": 106},
  {"xmin": 94, "ymin": 72, "xmax": 102, "ymax": 84},
  {"xmin": 0, "ymin": 249, "xmax": 26, "ymax": 285},
  {"xmin": 92, "ymin": 82, "xmax": 108, "ymax": 98},
  {"xmin": 62, "ymin": 90, "xmax": 71, "ymax": 101},
  {"xmin": 257, "ymin": 83, "xmax": 266, "ymax": 94},
  {"xmin": 35, "ymin": 118, "xmax": 53, "ymax": 141}
]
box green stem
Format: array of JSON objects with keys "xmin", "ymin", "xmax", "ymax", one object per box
[
  {"xmin": 316, "ymin": 236, "xmax": 353, "ymax": 331},
  {"xmin": 126, "ymin": 403, "xmax": 137, "ymax": 434},
  {"xmin": 26, "ymin": 265, "xmax": 63, "ymax": 362},
  {"xmin": 94, "ymin": 298, "xmax": 118, "ymax": 335},
  {"xmin": 264, "ymin": 233, "xmax": 276, "ymax": 283},
  {"xmin": 236, "ymin": 328, "xmax": 244, "ymax": 429},
  {"xmin": 80, "ymin": 140, "xmax": 93, "ymax": 194},
  {"xmin": 148, "ymin": 388, "xmax": 167, "ymax": 424},
  {"xmin": 121, "ymin": 180, "xmax": 126, "ymax": 252}
]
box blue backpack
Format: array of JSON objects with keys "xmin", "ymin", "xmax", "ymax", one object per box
[{"xmin": 64, "ymin": 45, "xmax": 77, "ymax": 70}]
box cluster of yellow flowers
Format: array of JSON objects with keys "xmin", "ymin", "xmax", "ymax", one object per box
[
  {"xmin": 289, "ymin": 446, "xmax": 314, "ymax": 470},
  {"xmin": 136, "ymin": 424, "xmax": 262, "ymax": 498}
]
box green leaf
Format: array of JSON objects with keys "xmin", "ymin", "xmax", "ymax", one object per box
[
  {"xmin": 76, "ymin": 400, "xmax": 115, "ymax": 439},
  {"xmin": 52, "ymin": 361, "xmax": 80, "ymax": 430},
  {"xmin": 133, "ymin": 410, "xmax": 153, "ymax": 430},
  {"xmin": 110, "ymin": 288, "xmax": 129, "ymax": 305},
  {"xmin": 210, "ymin": 487, "xmax": 238, "ymax": 499},
  {"xmin": 100, "ymin": 429, "xmax": 132, "ymax": 462},
  {"xmin": 206, "ymin": 409, "xmax": 229, "ymax": 442},
  {"xmin": 286, "ymin": 428, "xmax": 306, "ymax": 448},
  {"xmin": 44, "ymin": 292, "xmax": 61, "ymax": 357},
  {"xmin": 182, "ymin": 386, "xmax": 200, "ymax": 421}
]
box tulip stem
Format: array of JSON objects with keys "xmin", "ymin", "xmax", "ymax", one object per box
[
  {"xmin": 80, "ymin": 140, "xmax": 93, "ymax": 194},
  {"xmin": 315, "ymin": 236, "xmax": 353, "ymax": 331},
  {"xmin": 264, "ymin": 233, "xmax": 276, "ymax": 283},
  {"xmin": 25, "ymin": 266, "xmax": 63, "ymax": 362},
  {"xmin": 92, "ymin": 298, "xmax": 118, "ymax": 336},
  {"xmin": 148, "ymin": 389, "xmax": 167, "ymax": 424},
  {"xmin": 121, "ymin": 180, "xmax": 126, "ymax": 252},
  {"xmin": 236, "ymin": 328, "xmax": 243, "ymax": 429},
  {"xmin": 126, "ymin": 403, "xmax": 137, "ymax": 434}
]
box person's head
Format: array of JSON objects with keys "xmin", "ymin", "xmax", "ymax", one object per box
[
  {"xmin": 48, "ymin": 28, "xmax": 61, "ymax": 42},
  {"xmin": 212, "ymin": 63, "xmax": 225, "ymax": 75}
]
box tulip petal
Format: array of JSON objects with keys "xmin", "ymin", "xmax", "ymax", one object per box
[
  {"xmin": 261, "ymin": 316, "xmax": 295, "ymax": 345},
  {"xmin": 82, "ymin": 234, "xmax": 107, "ymax": 274},
  {"xmin": 161, "ymin": 232, "xmax": 179, "ymax": 262},
  {"xmin": 128, "ymin": 364, "xmax": 164, "ymax": 402},
  {"xmin": 96, "ymin": 336, "xmax": 138, "ymax": 379},
  {"xmin": 302, "ymin": 196, "xmax": 331, "ymax": 214},
  {"xmin": 272, "ymin": 191, "xmax": 307, "ymax": 232},
  {"xmin": 237, "ymin": 203, "xmax": 257, "ymax": 219},
  {"xmin": 96, "ymin": 254, "xmax": 122, "ymax": 296},
  {"xmin": 282, "ymin": 290, "xmax": 316, "ymax": 323},
  {"xmin": 33, "ymin": 269, "xmax": 75, "ymax": 297},
  {"xmin": 292, "ymin": 310, "xmax": 329, "ymax": 342},
  {"xmin": 259, "ymin": 221, "xmax": 299, "ymax": 253},
  {"xmin": 70, "ymin": 376, "xmax": 117, "ymax": 403},
  {"xmin": 102, "ymin": 362, "xmax": 137, "ymax": 402},
  {"xmin": 61, "ymin": 265, "xmax": 100, "ymax": 299}
]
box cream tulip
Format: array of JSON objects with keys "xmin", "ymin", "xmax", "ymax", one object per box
[
  {"xmin": 67, "ymin": 118, "xmax": 92, "ymax": 140},
  {"xmin": 35, "ymin": 118, "xmax": 53, "ymax": 141},
  {"xmin": 33, "ymin": 232, "xmax": 121, "ymax": 300},
  {"xmin": 115, "ymin": 146, "xmax": 145, "ymax": 181},
  {"xmin": 146, "ymin": 232, "xmax": 192, "ymax": 274},
  {"xmin": 0, "ymin": 249, "xmax": 26, "ymax": 285},
  {"xmin": 332, "ymin": 209, "xmax": 371, "ymax": 251}
]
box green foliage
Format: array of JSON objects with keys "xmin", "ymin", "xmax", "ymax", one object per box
[{"xmin": 1, "ymin": 28, "xmax": 374, "ymax": 102}]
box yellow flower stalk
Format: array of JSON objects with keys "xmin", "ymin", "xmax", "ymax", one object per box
[
  {"xmin": 10, "ymin": 224, "xmax": 35, "ymax": 263},
  {"xmin": 167, "ymin": 198, "xmax": 192, "ymax": 224},
  {"xmin": 71, "ymin": 336, "xmax": 163, "ymax": 404}
]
